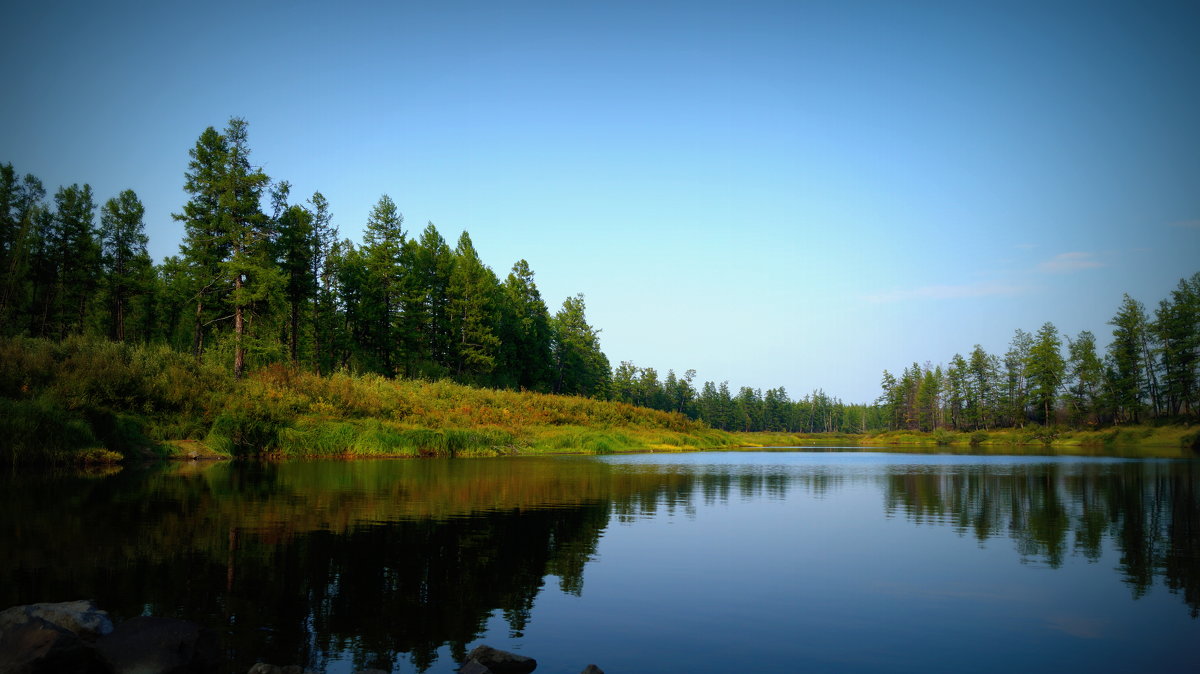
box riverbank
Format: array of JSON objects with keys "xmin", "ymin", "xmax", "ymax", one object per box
[
  {"xmin": 0, "ymin": 336, "xmax": 732, "ymax": 465},
  {"xmin": 2, "ymin": 337, "xmax": 1196, "ymax": 465},
  {"xmin": 738, "ymin": 425, "xmax": 1200, "ymax": 456}
]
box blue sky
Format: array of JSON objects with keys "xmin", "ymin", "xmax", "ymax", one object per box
[{"xmin": 3, "ymin": 0, "xmax": 1198, "ymax": 402}]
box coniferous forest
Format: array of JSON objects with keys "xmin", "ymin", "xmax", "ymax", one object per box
[{"xmin": 0, "ymin": 117, "xmax": 1196, "ymax": 461}]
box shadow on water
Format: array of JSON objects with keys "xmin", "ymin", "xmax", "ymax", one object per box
[{"xmin": 1, "ymin": 453, "xmax": 1197, "ymax": 671}]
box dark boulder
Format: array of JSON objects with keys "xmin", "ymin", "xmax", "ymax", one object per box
[
  {"xmin": 580, "ymin": 666, "xmax": 604, "ymax": 674},
  {"xmin": 95, "ymin": 617, "xmax": 219, "ymax": 674},
  {"xmin": 463, "ymin": 645, "xmax": 536, "ymax": 674},
  {"xmin": 0, "ymin": 600, "xmax": 114, "ymax": 642},
  {"xmin": 0, "ymin": 616, "xmax": 111, "ymax": 674}
]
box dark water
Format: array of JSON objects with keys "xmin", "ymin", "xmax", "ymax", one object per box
[{"xmin": 2, "ymin": 451, "xmax": 1198, "ymax": 673}]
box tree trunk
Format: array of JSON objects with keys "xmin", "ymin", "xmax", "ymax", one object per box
[
  {"xmin": 234, "ymin": 275, "xmax": 245, "ymax": 379},
  {"xmin": 192, "ymin": 299, "xmax": 204, "ymax": 359},
  {"xmin": 290, "ymin": 298, "xmax": 299, "ymax": 365}
]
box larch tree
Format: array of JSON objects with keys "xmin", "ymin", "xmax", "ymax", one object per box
[
  {"xmin": 308, "ymin": 191, "xmax": 338, "ymax": 374},
  {"xmin": 1065, "ymin": 330, "xmax": 1104, "ymax": 424},
  {"xmin": 497, "ymin": 259, "xmax": 554, "ymax": 391},
  {"xmin": 1108, "ymin": 294, "xmax": 1151, "ymax": 423},
  {"xmin": 50, "ymin": 183, "xmax": 99, "ymax": 338},
  {"xmin": 98, "ymin": 189, "xmax": 151, "ymax": 342},
  {"xmin": 448, "ymin": 231, "xmax": 501, "ymax": 382},
  {"xmin": 360, "ymin": 194, "xmax": 406, "ymax": 373},
  {"xmin": 551, "ymin": 293, "xmax": 609, "ymax": 397},
  {"xmin": 174, "ymin": 126, "xmax": 230, "ymax": 358},
  {"xmin": 1153, "ymin": 273, "xmax": 1199, "ymax": 416},
  {"xmin": 1026, "ymin": 322, "xmax": 1065, "ymax": 425}
]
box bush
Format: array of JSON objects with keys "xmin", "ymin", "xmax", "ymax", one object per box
[
  {"xmin": 0, "ymin": 397, "xmax": 101, "ymax": 465},
  {"xmin": 206, "ymin": 398, "xmax": 288, "ymax": 457}
]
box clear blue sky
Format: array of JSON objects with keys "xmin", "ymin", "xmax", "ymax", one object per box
[{"xmin": 3, "ymin": 0, "xmax": 1198, "ymax": 402}]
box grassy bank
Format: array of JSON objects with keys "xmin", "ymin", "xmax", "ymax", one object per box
[
  {"xmin": 737, "ymin": 425, "xmax": 1200, "ymax": 457},
  {"xmin": 0, "ymin": 336, "xmax": 734, "ymax": 464}
]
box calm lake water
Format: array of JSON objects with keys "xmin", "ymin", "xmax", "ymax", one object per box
[{"xmin": 3, "ymin": 450, "xmax": 1198, "ymax": 673}]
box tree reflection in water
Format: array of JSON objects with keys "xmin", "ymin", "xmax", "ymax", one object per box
[{"xmin": 0, "ymin": 454, "xmax": 1196, "ymax": 672}]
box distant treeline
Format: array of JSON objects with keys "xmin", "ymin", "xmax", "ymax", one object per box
[
  {"xmin": 878, "ymin": 274, "xmax": 1199, "ymax": 431},
  {"xmin": 606, "ymin": 363, "xmax": 883, "ymax": 433}
]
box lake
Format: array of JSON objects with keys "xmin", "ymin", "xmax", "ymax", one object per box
[{"xmin": 2, "ymin": 450, "xmax": 1197, "ymax": 673}]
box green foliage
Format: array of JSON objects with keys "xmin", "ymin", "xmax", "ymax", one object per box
[{"xmin": 0, "ymin": 397, "xmax": 99, "ymax": 464}]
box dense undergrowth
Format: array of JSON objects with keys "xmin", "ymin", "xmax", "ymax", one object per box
[{"xmin": 0, "ymin": 336, "xmax": 732, "ymax": 464}]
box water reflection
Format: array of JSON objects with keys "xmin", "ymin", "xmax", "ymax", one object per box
[
  {"xmin": 0, "ymin": 453, "xmax": 1196, "ymax": 672},
  {"xmin": 880, "ymin": 460, "xmax": 1200, "ymax": 614}
]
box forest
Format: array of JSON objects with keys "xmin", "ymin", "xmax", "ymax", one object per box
[{"xmin": 0, "ymin": 116, "xmax": 1196, "ymax": 446}]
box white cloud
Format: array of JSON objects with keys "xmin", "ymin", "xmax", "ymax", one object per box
[
  {"xmin": 866, "ymin": 282, "xmax": 1029, "ymax": 303},
  {"xmin": 1037, "ymin": 252, "xmax": 1103, "ymax": 273}
]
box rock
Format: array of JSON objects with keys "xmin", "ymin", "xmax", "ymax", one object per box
[
  {"xmin": 0, "ymin": 616, "xmax": 112, "ymax": 674},
  {"xmin": 0, "ymin": 600, "xmax": 114, "ymax": 641},
  {"xmin": 246, "ymin": 665, "xmax": 316, "ymax": 674},
  {"xmin": 350, "ymin": 670, "xmax": 390, "ymax": 674},
  {"xmin": 463, "ymin": 645, "xmax": 536, "ymax": 674},
  {"xmin": 95, "ymin": 617, "xmax": 219, "ymax": 674},
  {"xmin": 580, "ymin": 667, "xmax": 604, "ymax": 674},
  {"xmin": 458, "ymin": 662, "xmax": 493, "ymax": 674}
]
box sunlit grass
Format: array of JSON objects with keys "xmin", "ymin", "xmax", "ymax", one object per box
[{"xmin": 0, "ymin": 336, "xmax": 735, "ymax": 463}]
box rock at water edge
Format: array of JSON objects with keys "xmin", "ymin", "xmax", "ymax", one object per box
[
  {"xmin": 463, "ymin": 645, "xmax": 537, "ymax": 674},
  {"xmin": 95, "ymin": 616, "xmax": 219, "ymax": 674}
]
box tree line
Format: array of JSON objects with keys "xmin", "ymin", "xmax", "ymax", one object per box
[
  {"xmin": 0, "ymin": 116, "xmax": 885, "ymax": 431},
  {"xmin": 0, "ymin": 117, "xmax": 610, "ymax": 397},
  {"xmin": 3, "ymin": 117, "xmax": 1194, "ymax": 433},
  {"xmin": 878, "ymin": 275, "xmax": 1199, "ymax": 431},
  {"xmin": 606, "ymin": 361, "xmax": 884, "ymax": 433}
]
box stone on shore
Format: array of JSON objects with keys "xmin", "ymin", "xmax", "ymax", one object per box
[
  {"xmin": 94, "ymin": 616, "xmax": 219, "ymax": 674},
  {"xmin": 0, "ymin": 600, "xmax": 114, "ymax": 641},
  {"xmin": 463, "ymin": 645, "xmax": 536, "ymax": 674},
  {"xmin": 580, "ymin": 666, "xmax": 604, "ymax": 674},
  {"xmin": 0, "ymin": 616, "xmax": 112, "ymax": 674}
]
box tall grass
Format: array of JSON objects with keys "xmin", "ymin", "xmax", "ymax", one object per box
[{"xmin": 0, "ymin": 337, "xmax": 735, "ymax": 463}]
